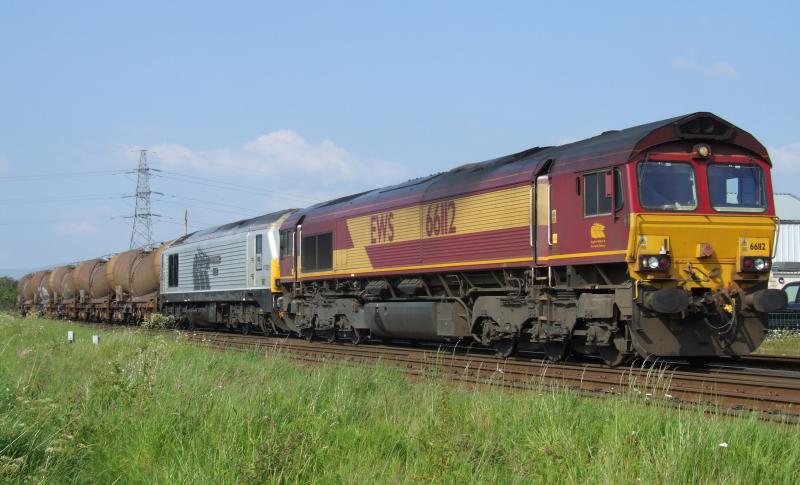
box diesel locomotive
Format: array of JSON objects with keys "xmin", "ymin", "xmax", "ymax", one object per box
[{"xmin": 18, "ymin": 112, "xmax": 787, "ymax": 365}]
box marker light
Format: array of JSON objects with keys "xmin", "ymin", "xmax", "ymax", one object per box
[
  {"xmin": 640, "ymin": 254, "xmax": 671, "ymax": 272},
  {"xmin": 741, "ymin": 256, "xmax": 771, "ymax": 273}
]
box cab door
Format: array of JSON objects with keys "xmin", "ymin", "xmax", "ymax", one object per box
[
  {"xmin": 535, "ymin": 174, "xmax": 553, "ymax": 264},
  {"xmin": 247, "ymin": 231, "xmax": 267, "ymax": 288}
]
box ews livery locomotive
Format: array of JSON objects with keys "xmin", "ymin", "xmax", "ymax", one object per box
[
  {"xmin": 17, "ymin": 112, "xmax": 787, "ymax": 365},
  {"xmin": 274, "ymin": 112, "xmax": 785, "ymax": 364}
]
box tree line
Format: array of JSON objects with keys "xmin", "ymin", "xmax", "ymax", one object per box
[{"xmin": 0, "ymin": 276, "xmax": 17, "ymax": 311}]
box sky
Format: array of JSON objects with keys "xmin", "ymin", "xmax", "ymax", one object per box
[{"xmin": 0, "ymin": 1, "xmax": 799, "ymax": 276}]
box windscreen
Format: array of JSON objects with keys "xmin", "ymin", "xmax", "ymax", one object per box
[
  {"xmin": 708, "ymin": 164, "xmax": 766, "ymax": 212},
  {"xmin": 638, "ymin": 161, "xmax": 697, "ymax": 211}
]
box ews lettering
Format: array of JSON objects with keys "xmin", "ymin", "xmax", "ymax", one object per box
[
  {"xmin": 425, "ymin": 200, "xmax": 457, "ymax": 237},
  {"xmin": 370, "ymin": 212, "xmax": 395, "ymax": 244}
]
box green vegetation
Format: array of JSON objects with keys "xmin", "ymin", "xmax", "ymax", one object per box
[
  {"xmin": 0, "ymin": 277, "xmax": 16, "ymax": 311},
  {"xmin": 1, "ymin": 315, "xmax": 799, "ymax": 484},
  {"xmin": 140, "ymin": 312, "xmax": 176, "ymax": 330},
  {"xmin": 757, "ymin": 329, "xmax": 800, "ymax": 356}
]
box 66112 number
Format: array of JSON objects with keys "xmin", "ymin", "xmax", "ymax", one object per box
[{"xmin": 425, "ymin": 201, "xmax": 457, "ymax": 237}]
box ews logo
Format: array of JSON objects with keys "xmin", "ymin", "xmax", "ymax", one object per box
[{"xmin": 370, "ymin": 212, "xmax": 395, "ymax": 244}]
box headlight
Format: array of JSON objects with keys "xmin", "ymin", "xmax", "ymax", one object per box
[
  {"xmin": 741, "ymin": 257, "xmax": 770, "ymax": 273},
  {"xmin": 639, "ymin": 255, "xmax": 671, "ymax": 272}
]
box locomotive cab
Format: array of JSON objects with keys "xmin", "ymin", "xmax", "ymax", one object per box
[{"xmin": 626, "ymin": 141, "xmax": 786, "ymax": 357}]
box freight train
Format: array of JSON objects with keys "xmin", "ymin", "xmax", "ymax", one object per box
[{"xmin": 17, "ymin": 112, "xmax": 788, "ymax": 365}]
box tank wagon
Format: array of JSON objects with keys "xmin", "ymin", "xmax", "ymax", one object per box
[
  {"xmin": 22, "ymin": 270, "xmax": 52, "ymax": 314},
  {"xmin": 16, "ymin": 274, "xmax": 31, "ymax": 311},
  {"xmin": 274, "ymin": 112, "xmax": 786, "ymax": 364},
  {"xmin": 159, "ymin": 209, "xmax": 297, "ymax": 333},
  {"xmin": 16, "ymin": 112, "xmax": 787, "ymax": 365},
  {"xmin": 45, "ymin": 265, "xmax": 75, "ymax": 317}
]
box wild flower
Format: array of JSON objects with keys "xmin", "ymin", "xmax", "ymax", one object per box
[{"xmin": 0, "ymin": 455, "xmax": 25, "ymax": 477}]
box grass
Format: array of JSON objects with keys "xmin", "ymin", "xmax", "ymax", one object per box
[
  {"xmin": 756, "ymin": 329, "xmax": 800, "ymax": 356},
  {"xmin": 2, "ymin": 314, "xmax": 800, "ymax": 484}
]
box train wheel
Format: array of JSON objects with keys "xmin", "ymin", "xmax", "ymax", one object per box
[
  {"xmin": 598, "ymin": 345, "xmax": 627, "ymax": 367},
  {"xmin": 302, "ymin": 328, "xmax": 314, "ymax": 341},
  {"xmin": 350, "ymin": 328, "xmax": 364, "ymax": 345},
  {"xmin": 543, "ymin": 341, "xmax": 569, "ymax": 362},
  {"xmin": 317, "ymin": 329, "xmax": 336, "ymax": 343},
  {"xmin": 493, "ymin": 338, "xmax": 517, "ymax": 359},
  {"xmin": 240, "ymin": 323, "xmax": 250, "ymax": 336}
]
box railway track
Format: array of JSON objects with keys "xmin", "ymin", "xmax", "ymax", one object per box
[{"xmin": 70, "ymin": 321, "xmax": 800, "ymax": 423}]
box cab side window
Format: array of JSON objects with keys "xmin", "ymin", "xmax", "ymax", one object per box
[
  {"xmin": 614, "ymin": 168, "xmax": 624, "ymax": 211},
  {"xmin": 279, "ymin": 230, "xmax": 294, "ymax": 258},
  {"xmin": 167, "ymin": 254, "xmax": 179, "ymax": 287},
  {"xmin": 301, "ymin": 232, "xmax": 333, "ymax": 272},
  {"xmin": 584, "ymin": 171, "xmax": 612, "ymax": 216}
]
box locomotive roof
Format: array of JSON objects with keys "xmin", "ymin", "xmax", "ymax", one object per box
[
  {"xmin": 170, "ymin": 208, "xmax": 298, "ymax": 246},
  {"xmin": 283, "ymin": 112, "xmax": 770, "ymax": 227}
]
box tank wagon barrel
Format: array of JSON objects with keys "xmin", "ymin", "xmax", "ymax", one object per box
[
  {"xmin": 47, "ymin": 266, "xmax": 74, "ymax": 299},
  {"xmin": 16, "ymin": 274, "xmax": 32, "ymax": 313},
  {"xmin": 130, "ymin": 246, "xmax": 163, "ymax": 297},
  {"xmin": 24, "ymin": 271, "xmax": 47, "ymax": 302},
  {"xmin": 73, "ymin": 259, "xmax": 111, "ymax": 299},
  {"xmin": 106, "ymin": 249, "xmax": 143, "ymax": 295},
  {"xmin": 30, "ymin": 270, "xmax": 52, "ymax": 305},
  {"xmin": 60, "ymin": 267, "xmax": 77, "ymax": 300},
  {"xmin": 17, "ymin": 274, "xmax": 31, "ymax": 301}
]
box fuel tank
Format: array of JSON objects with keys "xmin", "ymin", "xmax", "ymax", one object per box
[
  {"xmin": 73, "ymin": 259, "xmax": 112, "ymax": 299},
  {"xmin": 48, "ymin": 266, "xmax": 74, "ymax": 298},
  {"xmin": 130, "ymin": 246, "xmax": 163, "ymax": 297},
  {"xmin": 364, "ymin": 301, "xmax": 471, "ymax": 339},
  {"xmin": 106, "ymin": 249, "xmax": 144, "ymax": 294}
]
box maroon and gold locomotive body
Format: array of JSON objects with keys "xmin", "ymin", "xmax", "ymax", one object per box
[{"xmin": 274, "ymin": 112, "xmax": 784, "ymax": 363}]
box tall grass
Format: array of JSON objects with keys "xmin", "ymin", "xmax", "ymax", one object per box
[
  {"xmin": 1, "ymin": 313, "xmax": 799, "ymax": 484},
  {"xmin": 757, "ymin": 329, "xmax": 800, "ymax": 356}
]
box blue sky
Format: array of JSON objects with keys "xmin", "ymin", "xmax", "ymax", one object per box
[{"xmin": 1, "ymin": 1, "xmax": 799, "ymax": 274}]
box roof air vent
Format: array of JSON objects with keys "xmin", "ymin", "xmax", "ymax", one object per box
[{"xmin": 676, "ymin": 115, "xmax": 734, "ymax": 140}]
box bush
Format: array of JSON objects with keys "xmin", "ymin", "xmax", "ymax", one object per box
[
  {"xmin": 0, "ymin": 276, "xmax": 17, "ymax": 311},
  {"xmin": 141, "ymin": 313, "xmax": 176, "ymax": 330}
]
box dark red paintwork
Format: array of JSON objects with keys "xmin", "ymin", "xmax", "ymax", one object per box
[{"xmin": 277, "ymin": 113, "xmax": 773, "ymax": 281}]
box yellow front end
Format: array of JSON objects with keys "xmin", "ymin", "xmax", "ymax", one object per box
[
  {"xmin": 628, "ymin": 214, "xmax": 776, "ymax": 291},
  {"xmin": 624, "ymin": 213, "xmax": 780, "ymax": 357}
]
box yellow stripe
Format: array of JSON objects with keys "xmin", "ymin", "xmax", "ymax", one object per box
[
  {"xmin": 300, "ymin": 256, "xmax": 535, "ymax": 279},
  {"xmin": 537, "ymin": 250, "xmax": 628, "ymax": 261}
]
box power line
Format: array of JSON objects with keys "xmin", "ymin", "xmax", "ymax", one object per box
[
  {"xmin": 153, "ymin": 170, "xmax": 313, "ymax": 203},
  {"xmin": 0, "ymin": 194, "xmax": 127, "ymax": 205},
  {"xmin": 0, "ymin": 166, "xmax": 315, "ymax": 203},
  {"xmin": 154, "ymin": 197, "xmax": 258, "ymax": 218},
  {"xmin": 0, "ymin": 169, "xmax": 128, "ymax": 182},
  {"xmin": 0, "ymin": 215, "xmax": 128, "ymax": 226},
  {"xmin": 156, "ymin": 193, "xmax": 261, "ymax": 214}
]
